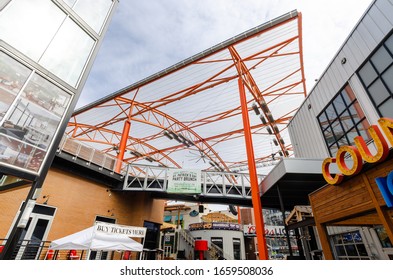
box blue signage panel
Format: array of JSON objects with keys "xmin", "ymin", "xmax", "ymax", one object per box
[{"xmin": 375, "ymin": 171, "xmax": 393, "ymax": 208}]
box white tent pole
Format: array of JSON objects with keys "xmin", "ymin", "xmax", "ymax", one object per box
[{"xmin": 139, "ymin": 237, "xmax": 146, "ymax": 260}]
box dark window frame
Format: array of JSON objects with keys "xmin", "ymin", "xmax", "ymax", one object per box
[
  {"xmin": 357, "ymin": 31, "xmax": 393, "ymax": 118},
  {"xmin": 317, "ymin": 84, "xmax": 370, "ymax": 156}
]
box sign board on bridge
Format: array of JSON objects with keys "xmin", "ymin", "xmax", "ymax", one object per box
[{"xmin": 167, "ymin": 169, "xmax": 201, "ymax": 194}]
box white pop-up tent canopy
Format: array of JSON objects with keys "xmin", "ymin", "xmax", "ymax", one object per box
[{"xmin": 49, "ymin": 222, "xmax": 146, "ymax": 252}]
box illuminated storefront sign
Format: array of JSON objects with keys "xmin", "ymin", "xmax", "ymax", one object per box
[{"xmin": 322, "ymin": 118, "xmax": 393, "ymax": 185}]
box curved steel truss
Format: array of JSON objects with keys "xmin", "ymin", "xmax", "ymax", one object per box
[{"xmin": 66, "ymin": 10, "xmax": 306, "ymax": 175}]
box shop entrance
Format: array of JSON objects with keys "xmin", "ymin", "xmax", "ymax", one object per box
[{"xmin": 8, "ymin": 203, "xmax": 56, "ymax": 260}]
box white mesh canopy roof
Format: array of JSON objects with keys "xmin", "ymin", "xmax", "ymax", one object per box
[{"xmin": 66, "ymin": 10, "xmax": 307, "ymax": 175}]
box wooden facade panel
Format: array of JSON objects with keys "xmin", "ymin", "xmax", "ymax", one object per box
[
  {"xmin": 313, "ymin": 191, "xmax": 374, "ymax": 223},
  {"xmin": 310, "ymin": 158, "xmax": 393, "ymax": 223},
  {"xmin": 314, "ymin": 188, "xmax": 371, "ymax": 215},
  {"xmin": 317, "ymin": 203, "xmax": 375, "ymax": 224},
  {"xmin": 332, "ymin": 212, "xmax": 381, "ymax": 226},
  {"xmin": 310, "ymin": 176, "xmax": 366, "ymax": 208}
]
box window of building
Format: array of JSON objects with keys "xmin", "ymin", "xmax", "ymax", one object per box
[
  {"xmin": 211, "ymin": 237, "xmax": 223, "ymax": 250},
  {"xmin": 0, "ymin": 0, "xmax": 97, "ymax": 87},
  {"xmin": 233, "ymin": 238, "xmax": 241, "ymax": 260},
  {"xmin": 331, "ymin": 230, "xmax": 370, "ymax": 260},
  {"xmin": 0, "ymin": 0, "xmax": 67, "ymax": 61},
  {"xmin": 0, "ymin": 58, "xmax": 72, "ymax": 173},
  {"xmin": 358, "ymin": 33, "xmax": 393, "ymax": 118},
  {"xmin": 317, "ymin": 84, "xmax": 370, "ymax": 156},
  {"xmin": 71, "ymin": 0, "xmax": 113, "ymax": 34},
  {"xmin": 375, "ymin": 226, "xmax": 393, "ymax": 249},
  {"xmin": 0, "ymin": 51, "xmax": 32, "ymax": 123},
  {"xmin": 38, "ymin": 17, "xmax": 95, "ymax": 87}
]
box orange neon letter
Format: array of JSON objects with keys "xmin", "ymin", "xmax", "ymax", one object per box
[
  {"xmin": 336, "ymin": 146, "xmax": 363, "ymax": 176},
  {"xmin": 354, "ymin": 125, "xmax": 389, "ymax": 163},
  {"xmin": 322, "ymin": 157, "xmax": 344, "ymax": 185},
  {"xmin": 378, "ymin": 118, "xmax": 393, "ymax": 147}
]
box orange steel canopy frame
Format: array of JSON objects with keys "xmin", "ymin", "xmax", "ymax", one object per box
[
  {"xmin": 66, "ymin": 10, "xmax": 306, "ymax": 259},
  {"xmin": 67, "ymin": 10, "xmax": 306, "ymax": 175}
]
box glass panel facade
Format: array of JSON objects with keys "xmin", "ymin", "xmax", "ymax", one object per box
[
  {"xmin": 0, "ymin": 51, "xmax": 31, "ymax": 122},
  {"xmin": 0, "ymin": 0, "xmax": 116, "ymax": 177},
  {"xmin": 0, "ymin": 0, "xmax": 98, "ymax": 88},
  {"xmin": 39, "ymin": 17, "xmax": 95, "ymax": 87},
  {"xmin": 0, "ymin": 70, "xmax": 71, "ymax": 172},
  {"xmin": 379, "ymin": 100, "xmax": 393, "ymax": 118},
  {"xmin": 73, "ymin": 0, "xmax": 112, "ymax": 34},
  {"xmin": 0, "ymin": 0, "xmax": 66, "ymax": 61},
  {"xmin": 358, "ymin": 61, "xmax": 377, "ymax": 87},
  {"xmin": 371, "ymin": 45, "xmax": 392, "ymax": 73},
  {"xmin": 0, "ymin": 0, "xmax": 11, "ymax": 10},
  {"xmin": 64, "ymin": 0, "xmax": 77, "ymax": 7},
  {"xmin": 317, "ymin": 85, "xmax": 370, "ymax": 156},
  {"xmin": 358, "ymin": 33, "xmax": 393, "ymax": 118}
]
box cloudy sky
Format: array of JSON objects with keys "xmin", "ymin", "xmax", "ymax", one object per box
[{"xmin": 78, "ymin": 0, "xmax": 373, "ymax": 108}]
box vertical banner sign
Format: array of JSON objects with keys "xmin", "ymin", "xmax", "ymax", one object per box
[{"xmin": 167, "ymin": 169, "xmax": 201, "ymax": 194}]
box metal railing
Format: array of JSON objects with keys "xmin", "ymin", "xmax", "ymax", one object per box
[
  {"xmin": 57, "ymin": 134, "xmax": 127, "ymax": 175},
  {"xmin": 178, "ymin": 230, "xmax": 233, "ymax": 260},
  {"xmin": 58, "ymin": 134, "xmax": 263, "ymax": 201},
  {"xmin": 123, "ymin": 163, "xmax": 261, "ymax": 200},
  {"xmin": 0, "ymin": 239, "xmax": 61, "ymax": 260},
  {"xmin": 0, "ymin": 239, "xmax": 105, "ymax": 260},
  {"xmin": 209, "ymin": 242, "xmax": 231, "ymax": 260},
  {"xmin": 179, "ymin": 229, "xmax": 195, "ymax": 248}
]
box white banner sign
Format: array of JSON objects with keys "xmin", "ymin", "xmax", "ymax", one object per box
[
  {"xmin": 94, "ymin": 222, "xmax": 147, "ymax": 238},
  {"xmin": 167, "ymin": 169, "xmax": 201, "ymax": 194}
]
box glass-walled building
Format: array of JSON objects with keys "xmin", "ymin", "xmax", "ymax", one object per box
[
  {"xmin": 0, "ymin": 0, "xmax": 118, "ymax": 178},
  {"xmin": 0, "ymin": 0, "xmax": 120, "ymax": 260}
]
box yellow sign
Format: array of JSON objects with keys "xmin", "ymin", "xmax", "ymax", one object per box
[{"xmin": 322, "ymin": 118, "xmax": 393, "ymax": 185}]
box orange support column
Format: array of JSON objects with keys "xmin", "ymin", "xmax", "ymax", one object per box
[
  {"xmin": 238, "ymin": 77, "xmax": 269, "ymax": 260},
  {"xmin": 115, "ymin": 120, "xmax": 131, "ymax": 173}
]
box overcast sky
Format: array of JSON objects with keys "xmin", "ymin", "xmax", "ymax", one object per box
[{"xmin": 78, "ymin": 0, "xmax": 373, "ymax": 108}]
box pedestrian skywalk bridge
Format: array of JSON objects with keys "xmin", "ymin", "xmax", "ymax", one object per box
[
  {"xmin": 57, "ymin": 135, "xmax": 262, "ymax": 205},
  {"xmin": 123, "ymin": 163, "xmax": 262, "ymax": 200}
]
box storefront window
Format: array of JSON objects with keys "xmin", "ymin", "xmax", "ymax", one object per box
[
  {"xmin": 233, "ymin": 238, "xmax": 241, "ymax": 260},
  {"xmin": 331, "ymin": 230, "xmax": 370, "ymax": 260},
  {"xmin": 358, "ymin": 33, "xmax": 393, "ymax": 118},
  {"xmin": 317, "ymin": 85, "xmax": 370, "ymax": 156},
  {"xmin": 375, "ymin": 226, "xmax": 393, "ymax": 248}
]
